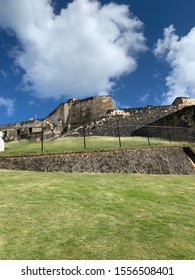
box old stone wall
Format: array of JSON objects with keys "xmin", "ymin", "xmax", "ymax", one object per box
[
  {"xmin": 172, "ymin": 97, "xmax": 195, "ymax": 106},
  {"xmin": 73, "ymin": 104, "xmax": 183, "ymax": 137},
  {"xmin": 47, "ymin": 103, "xmax": 65, "ymax": 124},
  {"xmin": 46, "ymin": 95, "xmax": 115, "ymax": 126},
  {"xmin": 106, "ymin": 105, "xmax": 180, "ymax": 125},
  {"xmin": 150, "ymin": 105, "xmax": 195, "ymax": 127},
  {"xmin": 68, "ymin": 95, "xmax": 115, "ymax": 125},
  {"xmin": 1, "ymin": 96, "xmax": 195, "ymax": 142},
  {"xmin": 0, "ymin": 147, "xmax": 195, "ymax": 174},
  {"xmin": 132, "ymin": 106, "xmax": 195, "ymax": 141},
  {"xmin": 72, "ymin": 104, "xmax": 195, "ymax": 141},
  {"xmin": 0, "ymin": 119, "xmax": 44, "ymax": 141},
  {"xmin": 0, "ymin": 95, "xmax": 115, "ymax": 141}
]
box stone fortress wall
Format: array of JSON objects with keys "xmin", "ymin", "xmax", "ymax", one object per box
[
  {"xmin": 47, "ymin": 95, "xmax": 115, "ymax": 126},
  {"xmin": 0, "ymin": 147, "xmax": 195, "ymax": 174},
  {"xmin": 0, "ymin": 95, "xmax": 115, "ymax": 141},
  {"xmin": 73, "ymin": 97, "xmax": 195, "ymax": 141},
  {"xmin": 172, "ymin": 97, "xmax": 195, "ymax": 106},
  {"xmin": 0, "ymin": 95, "xmax": 195, "ymax": 142}
]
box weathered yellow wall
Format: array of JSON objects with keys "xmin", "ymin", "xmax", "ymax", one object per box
[
  {"xmin": 172, "ymin": 97, "xmax": 195, "ymax": 106},
  {"xmin": 68, "ymin": 96, "xmax": 115, "ymax": 125}
]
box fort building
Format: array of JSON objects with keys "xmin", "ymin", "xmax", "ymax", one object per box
[
  {"xmin": 172, "ymin": 97, "xmax": 195, "ymax": 107},
  {"xmin": 0, "ymin": 95, "xmax": 195, "ymax": 142},
  {"xmin": 0, "ymin": 95, "xmax": 115, "ymax": 141}
]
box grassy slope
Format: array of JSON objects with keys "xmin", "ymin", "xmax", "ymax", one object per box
[
  {"xmin": 2, "ymin": 136, "xmax": 191, "ymax": 155},
  {"xmin": 0, "ymin": 170, "xmax": 195, "ymax": 260}
]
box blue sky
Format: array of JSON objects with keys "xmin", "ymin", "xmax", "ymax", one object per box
[{"xmin": 0, "ymin": 0, "xmax": 195, "ymax": 124}]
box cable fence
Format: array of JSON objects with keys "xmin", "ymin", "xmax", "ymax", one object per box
[
  {"xmin": 75, "ymin": 123, "xmax": 195, "ymax": 149},
  {"xmin": 2, "ymin": 123, "xmax": 195, "ymax": 153}
]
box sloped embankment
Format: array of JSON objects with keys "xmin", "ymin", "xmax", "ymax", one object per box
[{"xmin": 0, "ymin": 147, "xmax": 195, "ymax": 174}]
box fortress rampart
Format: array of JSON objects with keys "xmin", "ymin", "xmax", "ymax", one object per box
[
  {"xmin": 0, "ymin": 95, "xmax": 115, "ymax": 141},
  {"xmin": 0, "ymin": 95, "xmax": 195, "ymax": 142},
  {"xmin": 0, "ymin": 147, "xmax": 195, "ymax": 174}
]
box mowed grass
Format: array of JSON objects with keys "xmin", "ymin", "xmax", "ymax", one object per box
[
  {"xmin": 0, "ymin": 170, "xmax": 195, "ymax": 260},
  {"xmin": 3, "ymin": 136, "xmax": 190, "ymax": 155}
]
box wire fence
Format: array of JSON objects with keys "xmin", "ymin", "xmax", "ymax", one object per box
[
  {"xmin": 41, "ymin": 123, "xmax": 195, "ymax": 151},
  {"xmin": 2, "ymin": 123, "xmax": 195, "ymax": 152},
  {"xmin": 75, "ymin": 123, "xmax": 195, "ymax": 149}
]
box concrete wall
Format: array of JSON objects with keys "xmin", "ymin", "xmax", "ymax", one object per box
[{"xmin": 0, "ymin": 147, "xmax": 195, "ymax": 174}]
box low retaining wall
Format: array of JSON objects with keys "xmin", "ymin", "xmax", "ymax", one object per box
[{"xmin": 0, "ymin": 147, "xmax": 195, "ymax": 174}]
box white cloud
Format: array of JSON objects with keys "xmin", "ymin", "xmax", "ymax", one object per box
[
  {"xmin": 139, "ymin": 93, "xmax": 149, "ymax": 104},
  {"xmin": 154, "ymin": 25, "xmax": 195, "ymax": 104},
  {"xmin": 0, "ymin": 97, "xmax": 15, "ymax": 116},
  {"xmin": 0, "ymin": 70, "xmax": 7, "ymax": 80},
  {"xmin": 112, "ymin": 98, "xmax": 131, "ymax": 109},
  {"xmin": 0, "ymin": 0, "xmax": 146, "ymax": 99}
]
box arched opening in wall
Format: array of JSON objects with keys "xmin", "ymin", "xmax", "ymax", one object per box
[
  {"xmin": 17, "ymin": 129, "xmax": 21, "ymax": 136},
  {"xmin": 29, "ymin": 127, "xmax": 32, "ymax": 134}
]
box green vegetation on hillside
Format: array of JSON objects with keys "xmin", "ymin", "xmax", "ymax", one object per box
[
  {"xmin": 0, "ymin": 170, "xmax": 195, "ymax": 259},
  {"xmin": 2, "ymin": 136, "xmax": 191, "ymax": 155}
]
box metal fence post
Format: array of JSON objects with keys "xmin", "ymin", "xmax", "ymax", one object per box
[
  {"xmin": 145, "ymin": 126, "xmax": 151, "ymax": 146},
  {"xmin": 117, "ymin": 120, "xmax": 122, "ymax": 148},
  {"xmin": 41, "ymin": 121, "xmax": 44, "ymax": 152},
  {"xmin": 166, "ymin": 126, "xmax": 171, "ymax": 142},
  {"xmin": 83, "ymin": 125, "xmax": 86, "ymax": 149},
  {"xmin": 185, "ymin": 127, "xmax": 188, "ymax": 142}
]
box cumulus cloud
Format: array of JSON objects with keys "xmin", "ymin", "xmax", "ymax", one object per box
[
  {"xmin": 0, "ymin": 0, "xmax": 146, "ymax": 99},
  {"xmin": 0, "ymin": 97, "xmax": 15, "ymax": 116},
  {"xmin": 154, "ymin": 25, "xmax": 195, "ymax": 104}
]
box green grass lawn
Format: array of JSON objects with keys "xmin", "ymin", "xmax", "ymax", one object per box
[
  {"xmin": 0, "ymin": 170, "xmax": 195, "ymax": 260},
  {"xmin": 2, "ymin": 136, "xmax": 191, "ymax": 155}
]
